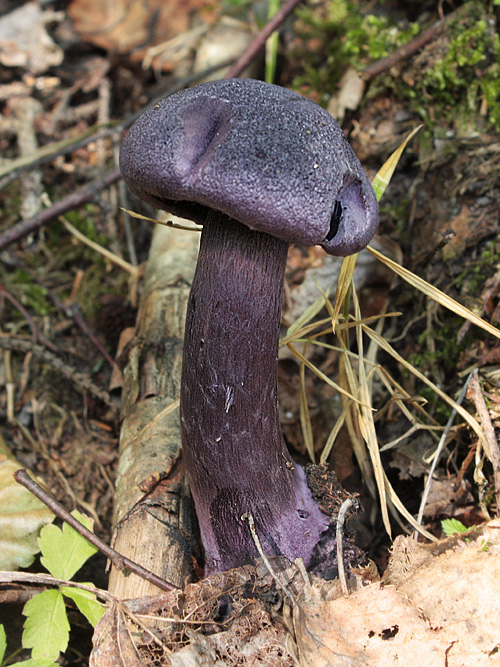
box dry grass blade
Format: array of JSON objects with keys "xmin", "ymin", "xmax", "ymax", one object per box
[
  {"xmin": 367, "ymin": 245, "xmax": 500, "ymax": 341},
  {"xmin": 351, "ymin": 286, "xmax": 390, "ymax": 535},
  {"xmin": 287, "ymin": 292, "xmax": 331, "ymax": 336},
  {"xmin": 122, "ymin": 208, "xmax": 202, "ymax": 232},
  {"xmin": 362, "ymin": 325, "xmax": 488, "ymax": 451},
  {"xmin": 282, "ymin": 317, "xmax": 332, "ymax": 347},
  {"xmin": 319, "ymin": 404, "xmax": 349, "ymax": 465},
  {"xmin": 371, "ymin": 125, "xmax": 423, "ymax": 201},
  {"xmin": 62, "ymin": 218, "xmax": 138, "ymax": 276},
  {"xmin": 299, "ymin": 342, "xmax": 315, "ymax": 463},
  {"xmin": 336, "ymin": 313, "xmax": 377, "ymax": 499},
  {"xmin": 331, "ymin": 253, "xmax": 357, "ymax": 330},
  {"xmin": 286, "ymin": 343, "xmax": 367, "ymax": 406}
]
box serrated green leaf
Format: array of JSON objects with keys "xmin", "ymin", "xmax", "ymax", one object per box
[
  {"xmin": 0, "ymin": 623, "xmax": 6, "ymax": 663},
  {"xmin": 22, "ymin": 590, "xmax": 70, "ymax": 661},
  {"xmin": 61, "ymin": 586, "xmax": 105, "ymax": 628},
  {"xmin": 441, "ymin": 518, "xmax": 468, "ymax": 537},
  {"xmin": 38, "ymin": 510, "xmax": 98, "ymax": 580}
]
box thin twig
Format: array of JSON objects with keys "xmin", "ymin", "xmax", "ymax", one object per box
[
  {"xmin": 0, "ymin": 569, "xmax": 115, "ymax": 603},
  {"xmin": 336, "ymin": 498, "xmax": 354, "ymax": 597},
  {"xmin": 0, "ymin": 335, "xmax": 116, "ymax": 408},
  {"xmin": 0, "ymin": 283, "xmax": 51, "ymax": 349},
  {"xmin": 13, "ymin": 470, "xmax": 179, "ymax": 592},
  {"xmin": 467, "ymin": 370, "xmax": 500, "ymax": 516},
  {"xmin": 241, "ymin": 512, "xmax": 298, "ymax": 609},
  {"xmin": 6, "ymin": 253, "xmax": 115, "ymax": 367},
  {"xmin": 226, "ymin": 0, "xmax": 304, "ymax": 79},
  {"xmin": 414, "ymin": 371, "xmax": 473, "ymax": 535},
  {"xmin": 0, "ymin": 59, "xmax": 237, "ymax": 191},
  {"xmin": 0, "ymin": 169, "xmax": 121, "ymax": 251},
  {"xmin": 362, "ymin": 13, "xmax": 450, "ymax": 80}
]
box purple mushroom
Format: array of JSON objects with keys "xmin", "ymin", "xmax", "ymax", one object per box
[{"xmin": 120, "ymin": 79, "xmax": 378, "ymax": 573}]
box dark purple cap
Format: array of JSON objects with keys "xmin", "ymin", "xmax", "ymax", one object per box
[{"xmin": 120, "ymin": 78, "xmax": 378, "ymax": 256}]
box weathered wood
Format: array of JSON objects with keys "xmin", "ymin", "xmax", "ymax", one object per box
[{"xmin": 108, "ymin": 222, "xmax": 200, "ymax": 599}]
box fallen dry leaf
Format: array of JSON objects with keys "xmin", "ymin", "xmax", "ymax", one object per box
[
  {"xmin": 68, "ymin": 0, "xmax": 210, "ymax": 62},
  {"xmin": 91, "ymin": 563, "xmax": 298, "ymax": 667},
  {"xmin": 91, "ymin": 525, "xmax": 500, "ymax": 666},
  {"xmin": 295, "ymin": 524, "xmax": 500, "ymax": 666},
  {"xmin": 0, "ymin": 436, "xmax": 55, "ymax": 571},
  {"xmin": 90, "ymin": 601, "xmax": 145, "ymax": 667}
]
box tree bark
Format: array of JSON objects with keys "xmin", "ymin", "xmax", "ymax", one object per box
[{"xmin": 108, "ymin": 222, "xmax": 200, "ymax": 599}]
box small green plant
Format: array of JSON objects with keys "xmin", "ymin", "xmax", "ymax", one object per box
[
  {"xmin": 9, "ymin": 270, "xmax": 53, "ymax": 318},
  {"xmin": 1, "ymin": 511, "xmax": 104, "ymax": 666},
  {"xmin": 293, "ymin": 0, "xmax": 419, "ymax": 101},
  {"xmin": 404, "ymin": 3, "xmax": 500, "ymax": 132},
  {"xmin": 441, "ymin": 517, "xmax": 468, "ymax": 536}
]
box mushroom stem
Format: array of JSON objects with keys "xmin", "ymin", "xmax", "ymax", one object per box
[{"xmin": 181, "ymin": 211, "xmax": 328, "ymax": 573}]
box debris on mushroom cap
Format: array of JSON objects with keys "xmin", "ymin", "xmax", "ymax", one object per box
[{"xmin": 120, "ymin": 78, "xmax": 378, "ymax": 256}]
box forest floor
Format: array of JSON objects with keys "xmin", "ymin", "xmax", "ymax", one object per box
[{"xmin": 1, "ymin": 0, "xmax": 500, "ymax": 665}]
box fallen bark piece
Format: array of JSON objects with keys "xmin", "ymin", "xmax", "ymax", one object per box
[{"xmin": 108, "ymin": 222, "xmax": 200, "ymax": 598}]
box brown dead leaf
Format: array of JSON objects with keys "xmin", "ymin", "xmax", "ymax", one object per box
[
  {"xmin": 93, "ymin": 527, "xmax": 500, "ymax": 666},
  {"xmin": 90, "ymin": 601, "xmax": 145, "ymax": 667},
  {"xmin": 421, "ymin": 471, "xmax": 473, "ymax": 517},
  {"xmin": 295, "ymin": 523, "xmax": 500, "ymax": 666},
  {"xmin": 327, "ymin": 67, "xmax": 366, "ymax": 124},
  {"xmin": 294, "ymin": 580, "xmax": 440, "ymax": 667},
  {"xmin": 68, "ymin": 0, "xmax": 209, "ymax": 60},
  {"xmin": 92, "ymin": 563, "xmax": 297, "ymax": 667},
  {"xmin": 282, "ymin": 234, "xmax": 401, "ymax": 328}
]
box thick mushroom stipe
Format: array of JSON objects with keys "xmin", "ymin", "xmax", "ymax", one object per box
[
  {"xmin": 182, "ymin": 213, "xmax": 329, "ymax": 572},
  {"xmin": 120, "ymin": 79, "xmax": 379, "ymax": 573},
  {"xmin": 120, "ymin": 78, "xmax": 378, "ymax": 257}
]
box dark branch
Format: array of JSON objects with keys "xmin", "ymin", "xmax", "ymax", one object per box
[
  {"xmin": 226, "ymin": 0, "xmax": 305, "ymax": 79},
  {"xmin": 13, "ymin": 469, "xmax": 179, "ymax": 592}
]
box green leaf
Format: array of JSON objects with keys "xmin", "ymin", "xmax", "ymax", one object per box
[
  {"xmin": 22, "ymin": 590, "xmax": 70, "ymax": 661},
  {"xmin": 38, "ymin": 510, "xmax": 98, "ymax": 580},
  {"xmin": 0, "ymin": 623, "xmax": 6, "ymax": 663},
  {"xmin": 441, "ymin": 518, "xmax": 468, "ymax": 537},
  {"xmin": 15, "ymin": 659, "xmax": 60, "ymax": 667},
  {"xmin": 61, "ymin": 586, "xmax": 105, "ymax": 628}
]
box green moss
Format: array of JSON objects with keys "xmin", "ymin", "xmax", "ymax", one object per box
[
  {"xmin": 402, "ymin": 4, "xmax": 500, "ymax": 132},
  {"xmin": 455, "ymin": 240, "xmax": 500, "ymax": 293},
  {"xmin": 293, "ymin": 0, "xmax": 420, "ymax": 103},
  {"xmin": 10, "ymin": 269, "xmax": 53, "ymax": 317},
  {"xmin": 38, "ymin": 208, "xmax": 129, "ymax": 320},
  {"xmin": 294, "ymin": 0, "xmax": 500, "ymax": 132}
]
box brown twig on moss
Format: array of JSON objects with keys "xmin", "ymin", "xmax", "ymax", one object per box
[
  {"xmin": 0, "ymin": 282, "xmax": 58, "ymax": 353},
  {"xmin": 0, "ymin": 169, "xmax": 121, "ymax": 252},
  {"xmin": 6, "ymin": 253, "xmax": 115, "ymax": 367},
  {"xmin": 361, "ymin": 13, "xmax": 451, "ymax": 80},
  {"xmin": 13, "ymin": 469, "xmax": 179, "ymax": 592}
]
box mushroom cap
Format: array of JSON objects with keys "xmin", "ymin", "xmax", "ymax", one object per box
[{"xmin": 120, "ymin": 78, "xmax": 378, "ymax": 256}]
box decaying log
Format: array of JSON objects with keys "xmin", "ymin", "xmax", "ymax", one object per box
[{"xmin": 108, "ymin": 222, "xmax": 200, "ymax": 599}]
